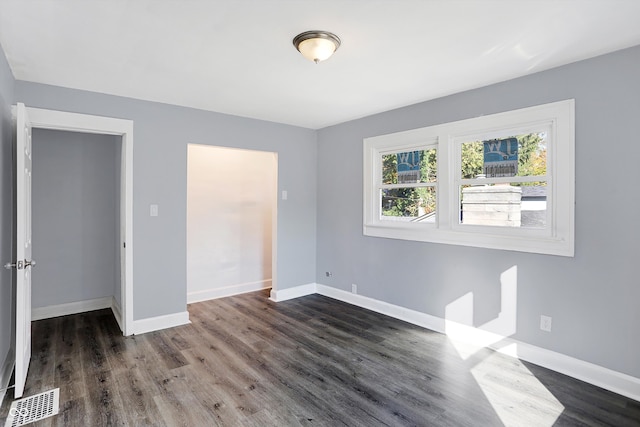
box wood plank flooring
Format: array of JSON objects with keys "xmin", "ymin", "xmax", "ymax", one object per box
[{"xmin": 1, "ymin": 290, "xmax": 638, "ymax": 426}]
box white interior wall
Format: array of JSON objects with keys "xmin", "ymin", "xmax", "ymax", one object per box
[{"xmin": 187, "ymin": 144, "xmax": 276, "ymax": 302}]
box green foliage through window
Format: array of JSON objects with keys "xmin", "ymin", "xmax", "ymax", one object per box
[
  {"xmin": 461, "ymin": 133, "xmax": 547, "ymax": 183},
  {"xmin": 381, "ymin": 148, "xmax": 436, "ymax": 218}
]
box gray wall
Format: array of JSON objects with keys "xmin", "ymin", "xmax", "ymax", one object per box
[
  {"xmin": 316, "ymin": 45, "xmax": 640, "ymax": 378},
  {"xmin": 0, "ymin": 43, "xmax": 15, "ymax": 387},
  {"xmin": 15, "ymin": 82, "xmax": 318, "ymax": 320},
  {"xmin": 31, "ymin": 129, "xmax": 120, "ymax": 308}
]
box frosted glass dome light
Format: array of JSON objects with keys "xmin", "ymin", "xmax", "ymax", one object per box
[{"xmin": 293, "ymin": 31, "xmax": 341, "ymax": 64}]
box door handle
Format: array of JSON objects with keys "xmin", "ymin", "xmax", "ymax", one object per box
[
  {"xmin": 3, "ymin": 261, "xmax": 21, "ymax": 269},
  {"xmin": 3, "ymin": 260, "xmax": 35, "ymax": 270}
]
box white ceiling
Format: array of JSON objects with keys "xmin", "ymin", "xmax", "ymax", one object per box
[{"xmin": 1, "ymin": 1, "xmax": 640, "ymax": 129}]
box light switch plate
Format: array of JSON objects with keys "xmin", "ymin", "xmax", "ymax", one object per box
[{"xmin": 150, "ymin": 204, "xmax": 159, "ymax": 217}]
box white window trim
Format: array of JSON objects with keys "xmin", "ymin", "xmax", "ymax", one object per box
[{"xmin": 363, "ymin": 99, "xmax": 575, "ymax": 257}]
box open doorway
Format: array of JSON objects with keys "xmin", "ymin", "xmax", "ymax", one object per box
[
  {"xmin": 187, "ymin": 144, "xmax": 277, "ymax": 302},
  {"xmin": 23, "ymin": 106, "xmax": 134, "ymax": 335},
  {"xmin": 31, "ymin": 129, "xmax": 122, "ymax": 323}
]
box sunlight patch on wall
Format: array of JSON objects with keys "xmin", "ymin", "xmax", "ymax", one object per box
[{"xmin": 445, "ymin": 266, "xmax": 518, "ymax": 359}]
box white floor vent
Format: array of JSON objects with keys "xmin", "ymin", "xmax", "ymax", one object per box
[{"xmin": 4, "ymin": 388, "xmax": 59, "ymax": 427}]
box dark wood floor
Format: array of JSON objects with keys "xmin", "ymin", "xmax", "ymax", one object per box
[{"xmin": 1, "ymin": 290, "xmax": 639, "ymax": 426}]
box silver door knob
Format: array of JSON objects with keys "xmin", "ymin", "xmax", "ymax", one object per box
[{"xmin": 24, "ymin": 260, "xmax": 36, "ymax": 268}]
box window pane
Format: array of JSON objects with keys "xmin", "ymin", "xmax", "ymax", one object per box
[
  {"xmin": 382, "ymin": 148, "xmax": 436, "ymax": 184},
  {"xmin": 461, "ymin": 133, "xmax": 547, "ymax": 179},
  {"xmin": 460, "ymin": 183, "xmax": 546, "ymax": 228},
  {"xmin": 381, "ymin": 187, "xmax": 436, "ymax": 221}
]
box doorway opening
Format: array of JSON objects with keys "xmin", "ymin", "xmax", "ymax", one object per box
[
  {"xmin": 24, "ymin": 107, "xmax": 133, "ymax": 335},
  {"xmin": 186, "ymin": 144, "xmax": 277, "ymax": 302},
  {"xmin": 31, "ymin": 129, "xmax": 122, "ymax": 326}
]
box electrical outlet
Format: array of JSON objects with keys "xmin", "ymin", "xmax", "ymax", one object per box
[
  {"xmin": 351, "ymin": 284, "xmax": 357, "ymax": 294},
  {"xmin": 540, "ymin": 315, "xmax": 552, "ymax": 332},
  {"xmin": 325, "ymin": 271, "xmax": 332, "ymax": 277}
]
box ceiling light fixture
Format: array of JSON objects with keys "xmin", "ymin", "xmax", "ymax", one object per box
[{"xmin": 293, "ymin": 31, "xmax": 341, "ymax": 64}]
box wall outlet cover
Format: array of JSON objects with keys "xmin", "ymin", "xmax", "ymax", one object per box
[{"xmin": 540, "ymin": 315, "xmax": 552, "ymax": 332}]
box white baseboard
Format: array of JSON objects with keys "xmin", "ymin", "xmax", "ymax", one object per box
[
  {"xmin": 311, "ymin": 283, "xmax": 640, "ymax": 402},
  {"xmin": 132, "ymin": 311, "xmax": 191, "ymax": 335},
  {"xmin": 503, "ymin": 337, "xmax": 640, "ymax": 403},
  {"xmin": 0, "ymin": 348, "xmax": 15, "ymax": 407},
  {"xmin": 269, "ymin": 283, "xmax": 316, "ymax": 302},
  {"xmin": 317, "ymin": 284, "xmax": 446, "ymax": 333},
  {"xmin": 188, "ymin": 280, "xmax": 271, "ymax": 304},
  {"xmin": 111, "ymin": 297, "xmax": 123, "ymax": 333},
  {"xmin": 32, "ymin": 296, "xmax": 113, "ymax": 321},
  {"xmin": 31, "ymin": 296, "xmax": 190, "ymax": 336}
]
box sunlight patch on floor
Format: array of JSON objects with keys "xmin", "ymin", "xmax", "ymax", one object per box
[{"xmin": 471, "ymin": 351, "xmax": 564, "ymax": 426}]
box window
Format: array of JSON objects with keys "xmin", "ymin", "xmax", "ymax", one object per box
[
  {"xmin": 363, "ymin": 100, "xmax": 574, "ymax": 256},
  {"xmin": 380, "ymin": 147, "xmax": 437, "ymax": 222}
]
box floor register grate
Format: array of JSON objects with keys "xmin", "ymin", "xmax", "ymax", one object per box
[{"xmin": 4, "ymin": 389, "xmax": 59, "ymax": 427}]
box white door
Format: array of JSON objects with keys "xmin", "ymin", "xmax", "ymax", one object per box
[{"xmin": 15, "ymin": 103, "xmax": 33, "ymax": 398}]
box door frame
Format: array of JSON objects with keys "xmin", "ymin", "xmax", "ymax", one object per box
[{"xmin": 25, "ymin": 106, "xmax": 134, "ymax": 335}]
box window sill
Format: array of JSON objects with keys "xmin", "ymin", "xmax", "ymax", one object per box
[{"xmin": 363, "ymin": 223, "xmax": 574, "ymax": 257}]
